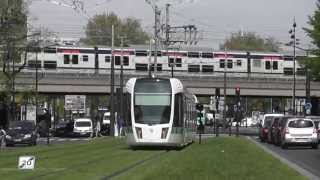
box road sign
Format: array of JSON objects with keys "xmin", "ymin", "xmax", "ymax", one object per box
[
  {"xmin": 65, "ymin": 95, "xmax": 86, "ymax": 111},
  {"xmin": 18, "ymin": 156, "xmax": 35, "ymax": 170}
]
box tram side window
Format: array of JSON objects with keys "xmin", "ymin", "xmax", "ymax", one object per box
[
  {"xmin": 72, "ymin": 55, "xmax": 78, "ymax": 64},
  {"xmin": 273, "ymin": 61, "xmax": 278, "ymax": 70},
  {"xmin": 265, "ymin": 61, "xmax": 271, "ymax": 70},
  {"xmin": 173, "ymin": 94, "xmax": 184, "ymax": 127},
  {"xmin": 125, "ymin": 92, "xmax": 132, "ymax": 126},
  {"xmin": 64, "ymin": 55, "xmax": 70, "ymax": 64},
  {"xmin": 173, "ymin": 94, "xmax": 180, "ymax": 127}
]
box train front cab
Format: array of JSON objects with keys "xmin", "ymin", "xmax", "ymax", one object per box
[{"xmin": 125, "ymin": 78, "xmax": 196, "ymax": 148}]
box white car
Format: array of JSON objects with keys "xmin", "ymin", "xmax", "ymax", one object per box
[
  {"xmin": 280, "ymin": 117, "xmax": 318, "ymax": 149},
  {"xmin": 73, "ymin": 118, "xmax": 93, "ymax": 137}
]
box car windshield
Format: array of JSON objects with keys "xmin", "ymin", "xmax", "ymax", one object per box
[
  {"xmin": 75, "ymin": 121, "xmax": 91, "ymax": 127},
  {"xmin": 288, "ymin": 119, "xmax": 313, "ymax": 128},
  {"xmin": 263, "ymin": 116, "xmax": 273, "ymax": 127},
  {"xmin": 9, "ymin": 121, "xmax": 35, "ymax": 130}
]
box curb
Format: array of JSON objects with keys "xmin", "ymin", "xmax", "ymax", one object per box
[{"xmin": 246, "ymin": 136, "xmax": 319, "ymax": 180}]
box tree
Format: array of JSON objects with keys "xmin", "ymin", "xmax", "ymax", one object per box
[
  {"xmin": 0, "ymin": 0, "xmax": 33, "ymax": 125},
  {"xmin": 220, "ymin": 31, "xmax": 280, "ymax": 52},
  {"xmin": 83, "ymin": 12, "xmax": 149, "ymax": 46},
  {"xmin": 303, "ymin": 0, "xmax": 320, "ymax": 80}
]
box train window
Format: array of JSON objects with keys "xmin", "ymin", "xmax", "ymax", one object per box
[
  {"xmin": 188, "ymin": 52, "xmax": 200, "ymax": 58},
  {"xmin": 202, "ymin": 52, "xmax": 213, "ymax": 58},
  {"xmin": 253, "ymin": 59, "xmax": 261, "ymax": 67},
  {"xmin": 202, "ymin": 65, "xmax": 214, "ymax": 72},
  {"xmin": 43, "ymin": 61, "xmax": 57, "ymax": 69},
  {"xmin": 64, "ymin": 55, "xmax": 70, "ymax": 64},
  {"xmin": 135, "ymin": 50, "xmax": 148, "ymax": 56},
  {"xmin": 115, "ymin": 56, "xmax": 120, "ymax": 65},
  {"xmin": 265, "ymin": 61, "xmax": 271, "ymax": 70},
  {"xmin": 123, "ymin": 56, "xmax": 129, "ymax": 66},
  {"xmin": 297, "ymin": 68, "xmax": 305, "ymax": 76},
  {"xmin": 219, "ymin": 59, "xmax": 225, "ymax": 68},
  {"xmin": 236, "ymin": 60, "xmax": 242, "ymax": 66},
  {"xmin": 105, "ymin": 56, "xmax": 111, "ymax": 63},
  {"xmin": 151, "ymin": 51, "xmax": 162, "ymax": 56},
  {"xmin": 168, "ymin": 58, "xmax": 174, "ymax": 67},
  {"xmin": 82, "ymin": 55, "xmax": 88, "ymax": 62},
  {"xmin": 176, "ymin": 58, "xmax": 182, "ymax": 67},
  {"xmin": 188, "ymin": 65, "xmax": 200, "ymax": 72},
  {"xmin": 227, "ymin": 59, "xmax": 233, "ymax": 68},
  {"xmin": 72, "ymin": 55, "xmax": 78, "ymax": 64},
  {"xmin": 284, "ymin": 68, "xmax": 293, "ymax": 75},
  {"xmin": 135, "ymin": 64, "xmax": 148, "ymax": 71},
  {"xmin": 150, "ymin": 64, "xmax": 162, "ymax": 71},
  {"xmin": 28, "ymin": 60, "xmax": 41, "ymax": 68},
  {"xmin": 273, "ymin": 61, "xmax": 278, "ymax": 70}
]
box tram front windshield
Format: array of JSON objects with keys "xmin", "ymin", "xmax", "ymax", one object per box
[{"xmin": 134, "ymin": 78, "xmax": 172, "ymax": 125}]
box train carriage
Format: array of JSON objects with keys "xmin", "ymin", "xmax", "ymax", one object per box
[{"xmin": 125, "ymin": 77, "xmax": 197, "ymax": 148}]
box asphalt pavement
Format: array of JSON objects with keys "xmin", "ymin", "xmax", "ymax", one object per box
[{"xmin": 249, "ymin": 136, "xmax": 320, "ymax": 180}]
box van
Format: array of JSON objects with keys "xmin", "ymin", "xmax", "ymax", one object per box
[
  {"xmin": 73, "ymin": 118, "xmax": 93, "ymax": 137},
  {"xmin": 259, "ymin": 114, "xmax": 284, "ymax": 142},
  {"xmin": 101, "ymin": 112, "xmax": 111, "ymax": 135}
]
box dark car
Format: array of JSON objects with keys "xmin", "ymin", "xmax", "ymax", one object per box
[
  {"xmin": 5, "ymin": 121, "xmax": 38, "ymax": 146},
  {"xmin": 53, "ymin": 121, "xmax": 73, "ymax": 137},
  {"xmin": 267, "ymin": 117, "xmax": 278, "ymax": 144}
]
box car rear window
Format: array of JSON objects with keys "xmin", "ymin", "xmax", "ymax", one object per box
[
  {"xmin": 288, "ymin": 120, "xmax": 313, "ymax": 128},
  {"xmin": 263, "ymin": 116, "xmax": 273, "ymax": 127}
]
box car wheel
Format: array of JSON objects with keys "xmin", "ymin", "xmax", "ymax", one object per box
[
  {"xmin": 281, "ymin": 142, "xmax": 287, "ymax": 149},
  {"xmin": 312, "ymin": 143, "xmax": 318, "ymax": 149}
]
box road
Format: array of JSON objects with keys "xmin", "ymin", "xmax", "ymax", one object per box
[{"xmin": 251, "ymin": 136, "xmax": 320, "ymax": 179}]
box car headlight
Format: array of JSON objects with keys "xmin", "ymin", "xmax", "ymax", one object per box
[
  {"xmin": 5, "ymin": 135, "xmax": 11, "ymax": 139},
  {"xmin": 24, "ymin": 134, "xmax": 32, "ymax": 138}
]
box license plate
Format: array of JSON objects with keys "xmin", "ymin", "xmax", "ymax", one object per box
[
  {"xmin": 295, "ymin": 138, "xmax": 310, "ymax": 142},
  {"xmin": 14, "ymin": 139, "xmax": 21, "ymax": 142}
]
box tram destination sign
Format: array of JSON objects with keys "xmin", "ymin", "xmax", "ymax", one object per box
[{"xmin": 65, "ymin": 95, "xmax": 86, "ymax": 111}]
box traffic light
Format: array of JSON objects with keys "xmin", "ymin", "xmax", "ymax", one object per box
[{"xmin": 235, "ymin": 87, "xmax": 240, "ymax": 102}]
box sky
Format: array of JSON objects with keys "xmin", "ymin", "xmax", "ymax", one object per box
[{"xmin": 28, "ymin": 0, "xmax": 317, "ymax": 49}]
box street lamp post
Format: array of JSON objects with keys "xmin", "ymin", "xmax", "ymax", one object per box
[{"xmin": 289, "ymin": 20, "xmax": 298, "ymax": 115}]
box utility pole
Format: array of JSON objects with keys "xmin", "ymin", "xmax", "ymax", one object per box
[
  {"xmin": 110, "ymin": 25, "xmax": 115, "ymax": 136},
  {"xmin": 153, "ymin": 5, "xmax": 161, "ymax": 76},
  {"xmin": 119, "ymin": 36, "xmax": 125, "ymax": 125}
]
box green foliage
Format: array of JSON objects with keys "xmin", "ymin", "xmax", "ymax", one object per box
[
  {"xmin": 84, "ymin": 12, "xmax": 149, "ymax": 46},
  {"xmin": 303, "ymin": 0, "xmax": 320, "ymax": 80},
  {"xmin": 220, "ymin": 31, "xmax": 280, "ymax": 52},
  {"xmin": 304, "ymin": 0, "xmax": 320, "ymax": 52}
]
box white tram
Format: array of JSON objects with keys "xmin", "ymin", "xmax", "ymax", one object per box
[{"xmin": 125, "ymin": 77, "xmax": 197, "ymax": 148}]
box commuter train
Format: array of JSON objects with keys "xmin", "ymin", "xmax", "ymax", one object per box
[
  {"xmin": 125, "ymin": 77, "xmax": 197, "ymax": 147},
  {"xmin": 24, "ymin": 46, "xmax": 305, "ymax": 76}
]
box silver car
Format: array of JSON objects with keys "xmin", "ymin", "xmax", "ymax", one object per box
[{"xmin": 280, "ymin": 117, "xmax": 318, "ymax": 149}]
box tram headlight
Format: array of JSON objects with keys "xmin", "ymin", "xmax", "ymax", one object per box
[
  {"xmin": 161, "ymin": 128, "xmax": 169, "ymax": 139},
  {"xmin": 135, "ymin": 127, "xmax": 142, "ymax": 139}
]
